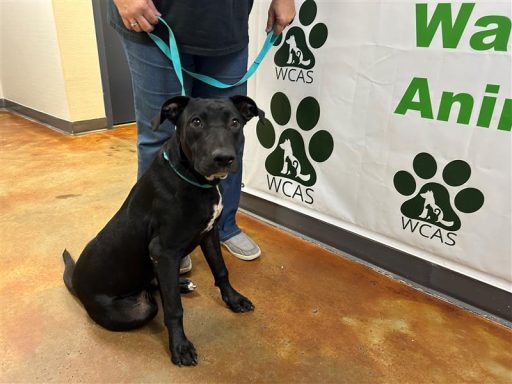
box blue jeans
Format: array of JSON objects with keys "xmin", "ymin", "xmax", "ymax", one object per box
[{"xmin": 120, "ymin": 37, "xmax": 248, "ymax": 241}]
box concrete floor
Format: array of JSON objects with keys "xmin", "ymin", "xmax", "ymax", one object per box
[{"xmin": 1, "ymin": 110, "xmax": 511, "ymax": 383}]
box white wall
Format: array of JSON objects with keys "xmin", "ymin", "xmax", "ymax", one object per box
[
  {"xmin": 0, "ymin": 0, "xmax": 105, "ymax": 122},
  {"xmin": 1, "ymin": 0, "xmax": 69, "ymax": 119}
]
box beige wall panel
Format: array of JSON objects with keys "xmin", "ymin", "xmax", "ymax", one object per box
[{"xmin": 52, "ymin": 0, "xmax": 105, "ymax": 122}]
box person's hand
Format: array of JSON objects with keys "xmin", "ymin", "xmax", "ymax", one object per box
[
  {"xmin": 113, "ymin": 0, "xmax": 161, "ymax": 33},
  {"xmin": 266, "ymin": 0, "xmax": 296, "ymax": 35}
]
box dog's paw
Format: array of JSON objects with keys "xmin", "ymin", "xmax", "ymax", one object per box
[
  {"xmin": 170, "ymin": 338, "xmax": 198, "ymax": 367},
  {"xmin": 223, "ymin": 292, "xmax": 255, "ymax": 313}
]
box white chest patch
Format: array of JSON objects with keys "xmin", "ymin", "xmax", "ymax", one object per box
[{"xmin": 203, "ymin": 186, "xmax": 223, "ymax": 233}]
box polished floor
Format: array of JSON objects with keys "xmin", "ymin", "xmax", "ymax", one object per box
[{"xmin": 1, "ymin": 111, "xmax": 511, "ymax": 383}]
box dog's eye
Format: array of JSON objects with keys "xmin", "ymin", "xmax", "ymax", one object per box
[
  {"xmin": 231, "ymin": 119, "xmax": 241, "ymax": 129},
  {"xmin": 191, "ymin": 118, "xmax": 202, "ymax": 128}
]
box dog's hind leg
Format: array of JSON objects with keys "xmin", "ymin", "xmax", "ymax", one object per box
[{"xmin": 83, "ymin": 290, "xmax": 158, "ymax": 332}]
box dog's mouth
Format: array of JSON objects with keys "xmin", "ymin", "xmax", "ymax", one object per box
[
  {"xmin": 197, "ymin": 161, "xmax": 235, "ymax": 181},
  {"xmin": 195, "ymin": 157, "xmax": 237, "ymax": 181},
  {"xmin": 205, "ymin": 172, "xmax": 229, "ymax": 181}
]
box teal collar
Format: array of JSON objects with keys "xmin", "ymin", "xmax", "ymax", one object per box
[{"xmin": 162, "ymin": 151, "xmax": 214, "ymax": 189}]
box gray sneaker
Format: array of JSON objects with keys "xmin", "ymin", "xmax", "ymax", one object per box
[
  {"xmin": 221, "ymin": 232, "xmax": 261, "ymax": 260},
  {"xmin": 179, "ymin": 254, "xmax": 192, "ymax": 274}
]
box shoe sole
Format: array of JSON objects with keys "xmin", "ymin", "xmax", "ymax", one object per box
[
  {"xmin": 221, "ymin": 242, "xmax": 261, "ymax": 261},
  {"xmin": 179, "ymin": 259, "xmax": 192, "ymax": 274}
]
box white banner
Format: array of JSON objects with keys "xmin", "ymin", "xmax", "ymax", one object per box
[{"xmin": 245, "ymin": 0, "xmax": 512, "ymax": 291}]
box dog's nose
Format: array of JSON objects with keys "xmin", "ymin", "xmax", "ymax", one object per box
[{"xmin": 212, "ymin": 150, "xmax": 235, "ymax": 167}]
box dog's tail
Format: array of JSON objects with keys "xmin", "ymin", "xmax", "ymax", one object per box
[{"xmin": 62, "ymin": 249, "xmax": 77, "ymax": 296}]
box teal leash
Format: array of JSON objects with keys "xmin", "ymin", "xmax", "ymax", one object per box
[
  {"xmin": 148, "ymin": 17, "xmax": 278, "ymax": 96},
  {"xmin": 162, "ymin": 151, "xmax": 214, "ymax": 189}
]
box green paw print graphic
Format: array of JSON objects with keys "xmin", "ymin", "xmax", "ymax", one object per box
[
  {"xmin": 256, "ymin": 92, "xmax": 334, "ymax": 187},
  {"xmin": 274, "ymin": 0, "xmax": 328, "ymax": 70},
  {"xmin": 393, "ymin": 153, "xmax": 484, "ymax": 231}
]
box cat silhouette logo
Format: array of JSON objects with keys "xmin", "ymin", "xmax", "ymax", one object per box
[
  {"xmin": 257, "ymin": 92, "xmax": 333, "ymax": 188},
  {"xmin": 274, "ymin": 0, "xmax": 328, "ymax": 70},
  {"xmin": 394, "ymin": 152, "xmax": 485, "ymax": 232}
]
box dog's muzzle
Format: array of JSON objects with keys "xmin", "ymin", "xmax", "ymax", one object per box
[{"xmin": 202, "ymin": 150, "xmax": 236, "ymax": 180}]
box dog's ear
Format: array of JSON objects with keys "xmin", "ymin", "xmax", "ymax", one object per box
[
  {"xmin": 151, "ymin": 96, "xmax": 190, "ymax": 130},
  {"xmin": 230, "ymin": 95, "xmax": 265, "ymax": 123}
]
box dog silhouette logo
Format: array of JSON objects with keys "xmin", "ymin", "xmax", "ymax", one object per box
[
  {"xmin": 274, "ymin": 0, "xmax": 328, "ymax": 70},
  {"xmin": 418, "ymin": 190, "xmax": 454, "ymax": 227},
  {"xmin": 394, "ymin": 153, "xmax": 484, "ymax": 231},
  {"xmin": 257, "ymin": 92, "xmax": 333, "ymax": 187},
  {"xmin": 279, "ymin": 138, "xmax": 311, "ymax": 182}
]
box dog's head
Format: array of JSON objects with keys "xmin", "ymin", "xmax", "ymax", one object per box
[
  {"xmin": 279, "ymin": 138, "xmax": 291, "ymax": 151},
  {"xmin": 153, "ymin": 95, "xmax": 264, "ymax": 180},
  {"xmin": 286, "ymin": 35, "xmax": 296, "ymax": 46},
  {"xmin": 420, "ymin": 190, "xmax": 434, "ymax": 201}
]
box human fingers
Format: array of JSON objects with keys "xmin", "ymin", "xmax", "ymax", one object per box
[
  {"xmin": 146, "ymin": 0, "xmax": 161, "ymax": 20},
  {"xmin": 114, "ymin": 0, "xmax": 159, "ymax": 32},
  {"xmin": 134, "ymin": 15, "xmax": 155, "ymax": 32},
  {"xmin": 265, "ymin": 9, "xmax": 275, "ymax": 33},
  {"xmin": 143, "ymin": 0, "xmax": 161, "ymax": 25},
  {"xmin": 266, "ymin": 0, "xmax": 296, "ymax": 35}
]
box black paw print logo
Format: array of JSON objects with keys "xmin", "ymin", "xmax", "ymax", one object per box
[
  {"xmin": 256, "ymin": 92, "xmax": 333, "ymax": 187},
  {"xmin": 274, "ymin": 0, "xmax": 328, "ymax": 70},
  {"xmin": 394, "ymin": 153, "xmax": 485, "ymax": 231}
]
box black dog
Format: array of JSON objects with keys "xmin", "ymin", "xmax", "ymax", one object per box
[{"xmin": 62, "ymin": 95, "xmax": 263, "ymax": 366}]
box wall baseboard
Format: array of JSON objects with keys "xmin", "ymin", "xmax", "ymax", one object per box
[
  {"xmin": 1, "ymin": 99, "xmax": 107, "ymax": 134},
  {"xmin": 240, "ymin": 192, "xmax": 511, "ymax": 325}
]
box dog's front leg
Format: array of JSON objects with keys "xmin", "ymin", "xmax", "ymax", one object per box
[
  {"xmin": 149, "ymin": 237, "xmax": 197, "ymax": 366},
  {"xmin": 200, "ymin": 227, "xmax": 254, "ymax": 313}
]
